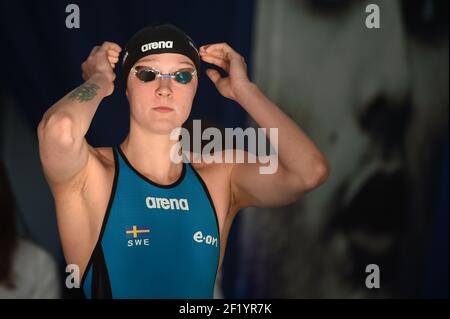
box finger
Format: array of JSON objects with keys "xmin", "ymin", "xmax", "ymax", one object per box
[
  {"xmin": 89, "ymin": 46, "xmax": 100, "ymax": 56},
  {"xmin": 204, "ymin": 49, "xmax": 237, "ymax": 65},
  {"xmin": 200, "ymin": 44, "xmax": 235, "ymax": 63},
  {"xmin": 201, "ymin": 51, "xmax": 230, "ymax": 64},
  {"xmin": 204, "ymin": 46, "xmax": 228, "ymax": 57},
  {"xmin": 107, "ymin": 49, "xmax": 120, "ymax": 58},
  {"xmin": 200, "ymin": 49, "xmax": 227, "ymax": 60},
  {"xmin": 108, "ymin": 56, "xmax": 119, "ymax": 64},
  {"xmin": 205, "ymin": 68, "xmax": 222, "ymax": 85},
  {"xmin": 200, "ymin": 44, "xmax": 212, "ymax": 52},
  {"xmin": 101, "ymin": 41, "xmax": 122, "ymax": 53},
  {"xmin": 201, "ymin": 49, "xmax": 246, "ymax": 76},
  {"xmin": 203, "ymin": 43, "xmax": 231, "ymax": 51},
  {"xmin": 201, "ymin": 55, "xmax": 230, "ymax": 72},
  {"xmin": 200, "ymin": 50, "xmax": 229, "ymax": 62},
  {"xmin": 214, "ymin": 49, "xmax": 246, "ymax": 69},
  {"xmin": 205, "ymin": 43, "xmax": 236, "ymax": 56},
  {"xmin": 201, "ymin": 56, "xmax": 229, "ymax": 72}
]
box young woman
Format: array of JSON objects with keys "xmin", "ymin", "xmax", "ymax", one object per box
[{"xmin": 37, "ymin": 24, "xmax": 329, "ymax": 298}]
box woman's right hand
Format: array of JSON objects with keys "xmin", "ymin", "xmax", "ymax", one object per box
[{"xmin": 81, "ymin": 41, "xmax": 122, "ymax": 96}]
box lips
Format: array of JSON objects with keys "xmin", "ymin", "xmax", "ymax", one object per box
[
  {"xmin": 330, "ymin": 158, "xmax": 410, "ymax": 235},
  {"xmin": 152, "ymin": 106, "xmax": 174, "ymax": 113},
  {"xmin": 317, "ymin": 159, "xmax": 411, "ymax": 292}
]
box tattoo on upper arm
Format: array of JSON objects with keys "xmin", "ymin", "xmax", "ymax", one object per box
[{"xmin": 68, "ymin": 83, "xmax": 100, "ymax": 102}]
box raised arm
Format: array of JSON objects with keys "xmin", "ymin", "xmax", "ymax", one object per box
[
  {"xmin": 37, "ymin": 42, "xmax": 120, "ymax": 188},
  {"xmin": 199, "ymin": 43, "xmax": 329, "ymax": 210}
]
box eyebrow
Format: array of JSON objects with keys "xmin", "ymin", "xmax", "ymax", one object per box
[{"xmin": 137, "ymin": 58, "xmax": 194, "ymax": 68}]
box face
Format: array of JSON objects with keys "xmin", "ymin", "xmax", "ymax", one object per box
[
  {"xmin": 242, "ymin": 0, "xmax": 448, "ymax": 297},
  {"xmin": 126, "ymin": 53, "xmax": 198, "ymax": 135}
]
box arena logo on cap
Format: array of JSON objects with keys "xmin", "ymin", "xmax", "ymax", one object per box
[{"xmin": 141, "ymin": 41, "xmax": 174, "ymax": 52}]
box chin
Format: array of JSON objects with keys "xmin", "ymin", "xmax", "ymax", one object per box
[{"xmin": 146, "ymin": 120, "xmax": 182, "ymax": 135}]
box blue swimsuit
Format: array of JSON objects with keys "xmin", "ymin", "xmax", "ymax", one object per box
[{"xmin": 81, "ymin": 146, "xmax": 220, "ymax": 298}]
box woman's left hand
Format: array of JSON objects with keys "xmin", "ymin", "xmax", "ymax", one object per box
[{"xmin": 199, "ymin": 43, "xmax": 251, "ymax": 101}]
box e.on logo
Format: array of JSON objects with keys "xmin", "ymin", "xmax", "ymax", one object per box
[{"xmin": 193, "ymin": 231, "xmax": 218, "ymax": 247}]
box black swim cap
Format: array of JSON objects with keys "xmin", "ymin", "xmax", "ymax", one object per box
[{"xmin": 122, "ymin": 24, "xmax": 200, "ymax": 83}]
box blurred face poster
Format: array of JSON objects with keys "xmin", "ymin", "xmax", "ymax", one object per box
[{"xmin": 0, "ymin": 0, "xmax": 447, "ymax": 301}]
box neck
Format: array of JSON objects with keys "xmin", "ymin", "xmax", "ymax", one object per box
[{"xmin": 120, "ymin": 123, "xmax": 183, "ymax": 185}]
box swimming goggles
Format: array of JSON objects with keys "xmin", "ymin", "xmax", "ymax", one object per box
[{"xmin": 131, "ymin": 66, "xmax": 197, "ymax": 84}]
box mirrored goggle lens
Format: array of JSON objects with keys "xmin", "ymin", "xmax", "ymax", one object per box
[
  {"xmin": 174, "ymin": 71, "xmax": 193, "ymax": 84},
  {"xmin": 136, "ymin": 69, "xmax": 157, "ymax": 82},
  {"xmin": 135, "ymin": 68, "xmax": 195, "ymax": 84}
]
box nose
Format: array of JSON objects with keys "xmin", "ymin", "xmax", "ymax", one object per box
[
  {"xmin": 155, "ymin": 77, "xmax": 173, "ymax": 97},
  {"xmin": 358, "ymin": 95, "xmax": 412, "ymax": 158}
]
